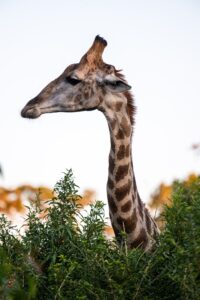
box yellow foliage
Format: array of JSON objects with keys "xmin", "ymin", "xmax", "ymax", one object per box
[
  {"xmin": 0, "ymin": 185, "xmax": 53, "ymax": 215},
  {"xmin": 149, "ymin": 173, "xmax": 199, "ymax": 211},
  {"xmin": 149, "ymin": 184, "xmax": 172, "ymax": 209},
  {"xmin": 149, "ymin": 173, "xmax": 199, "ymax": 230},
  {"xmin": 77, "ymin": 189, "xmax": 96, "ymax": 206}
]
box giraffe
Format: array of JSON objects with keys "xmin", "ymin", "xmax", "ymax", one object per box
[{"xmin": 21, "ymin": 36, "xmax": 159, "ymax": 251}]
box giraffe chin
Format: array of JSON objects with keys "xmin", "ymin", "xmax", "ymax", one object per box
[{"xmin": 21, "ymin": 106, "xmax": 41, "ymax": 119}]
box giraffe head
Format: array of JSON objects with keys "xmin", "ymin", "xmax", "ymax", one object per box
[{"xmin": 21, "ymin": 35, "xmax": 131, "ymax": 119}]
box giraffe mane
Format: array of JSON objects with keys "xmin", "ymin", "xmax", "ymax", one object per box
[{"xmin": 115, "ymin": 70, "xmax": 136, "ymax": 126}]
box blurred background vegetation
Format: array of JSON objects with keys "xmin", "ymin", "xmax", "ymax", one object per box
[{"xmin": 1, "ymin": 142, "xmax": 200, "ymax": 234}]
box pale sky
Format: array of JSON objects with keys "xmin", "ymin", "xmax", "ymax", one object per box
[{"xmin": 0, "ymin": 0, "xmax": 200, "ymax": 206}]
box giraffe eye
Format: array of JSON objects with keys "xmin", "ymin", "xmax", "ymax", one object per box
[{"xmin": 66, "ymin": 76, "xmax": 82, "ymax": 86}]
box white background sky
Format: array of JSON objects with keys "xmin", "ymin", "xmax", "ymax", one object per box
[{"xmin": 0, "ymin": 0, "xmax": 200, "ymax": 206}]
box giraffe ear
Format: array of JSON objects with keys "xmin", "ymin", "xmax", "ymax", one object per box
[{"xmin": 104, "ymin": 77, "xmax": 131, "ymax": 93}]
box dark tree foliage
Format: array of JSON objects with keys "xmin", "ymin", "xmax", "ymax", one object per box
[{"xmin": 0, "ymin": 170, "xmax": 200, "ymax": 299}]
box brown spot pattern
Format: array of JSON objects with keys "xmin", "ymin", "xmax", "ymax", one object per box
[
  {"xmin": 115, "ymin": 102, "xmax": 123, "ymax": 111},
  {"xmin": 116, "ymin": 211, "xmax": 136, "ymax": 234},
  {"xmin": 130, "ymin": 228, "xmax": 148, "ymax": 249},
  {"xmin": 117, "ymin": 145, "xmax": 126, "ymax": 160},
  {"xmin": 108, "ymin": 194, "xmax": 118, "ymax": 214},
  {"xmin": 125, "ymin": 145, "xmax": 130, "ymax": 157},
  {"xmin": 109, "ymin": 155, "xmax": 115, "ymax": 174},
  {"xmin": 115, "ymin": 128, "xmax": 124, "ymax": 140},
  {"xmin": 115, "ymin": 179, "xmax": 131, "ymax": 201},
  {"xmin": 125, "ymin": 215, "xmax": 137, "ymax": 233},
  {"xmin": 121, "ymin": 200, "xmax": 132, "ymax": 212},
  {"xmin": 107, "ymin": 177, "xmax": 114, "ymax": 190},
  {"xmin": 110, "ymin": 119, "xmax": 116, "ymax": 130},
  {"xmin": 121, "ymin": 116, "xmax": 131, "ymax": 137},
  {"xmin": 115, "ymin": 164, "xmax": 129, "ymax": 182}
]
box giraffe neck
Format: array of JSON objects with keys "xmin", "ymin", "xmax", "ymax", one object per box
[{"xmin": 100, "ymin": 95, "xmax": 159, "ymax": 250}]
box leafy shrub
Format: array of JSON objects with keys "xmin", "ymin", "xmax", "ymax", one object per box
[{"xmin": 0, "ymin": 170, "xmax": 200, "ymax": 299}]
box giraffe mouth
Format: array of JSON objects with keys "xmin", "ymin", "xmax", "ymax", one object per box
[{"xmin": 21, "ymin": 105, "xmax": 41, "ymax": 119}]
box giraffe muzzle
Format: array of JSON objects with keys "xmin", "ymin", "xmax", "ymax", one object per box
[
  {"xmin": 21, "ymin": 96, "xmax": 42, "ymax": 119},
  {"xmin": 21, "ymin": 105, "xmax": 41, "ymax": 119}
]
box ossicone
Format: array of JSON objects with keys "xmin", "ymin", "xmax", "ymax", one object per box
[{"xmin": 80, "ymin": 35, "xmax": 107, "ymax": 66}]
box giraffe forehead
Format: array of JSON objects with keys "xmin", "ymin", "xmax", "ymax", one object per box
[
  {"xmin": 71, "ymin": 68, "xmax": 112, "ymax": 83},
  {"xmin": 64, "ymin": 61, "xmax": 115, "ymax": 79}
]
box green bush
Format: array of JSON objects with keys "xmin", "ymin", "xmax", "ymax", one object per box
[{"xmin": 0, "ymin": 170, "xmax": 200, "ymax": 299}]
